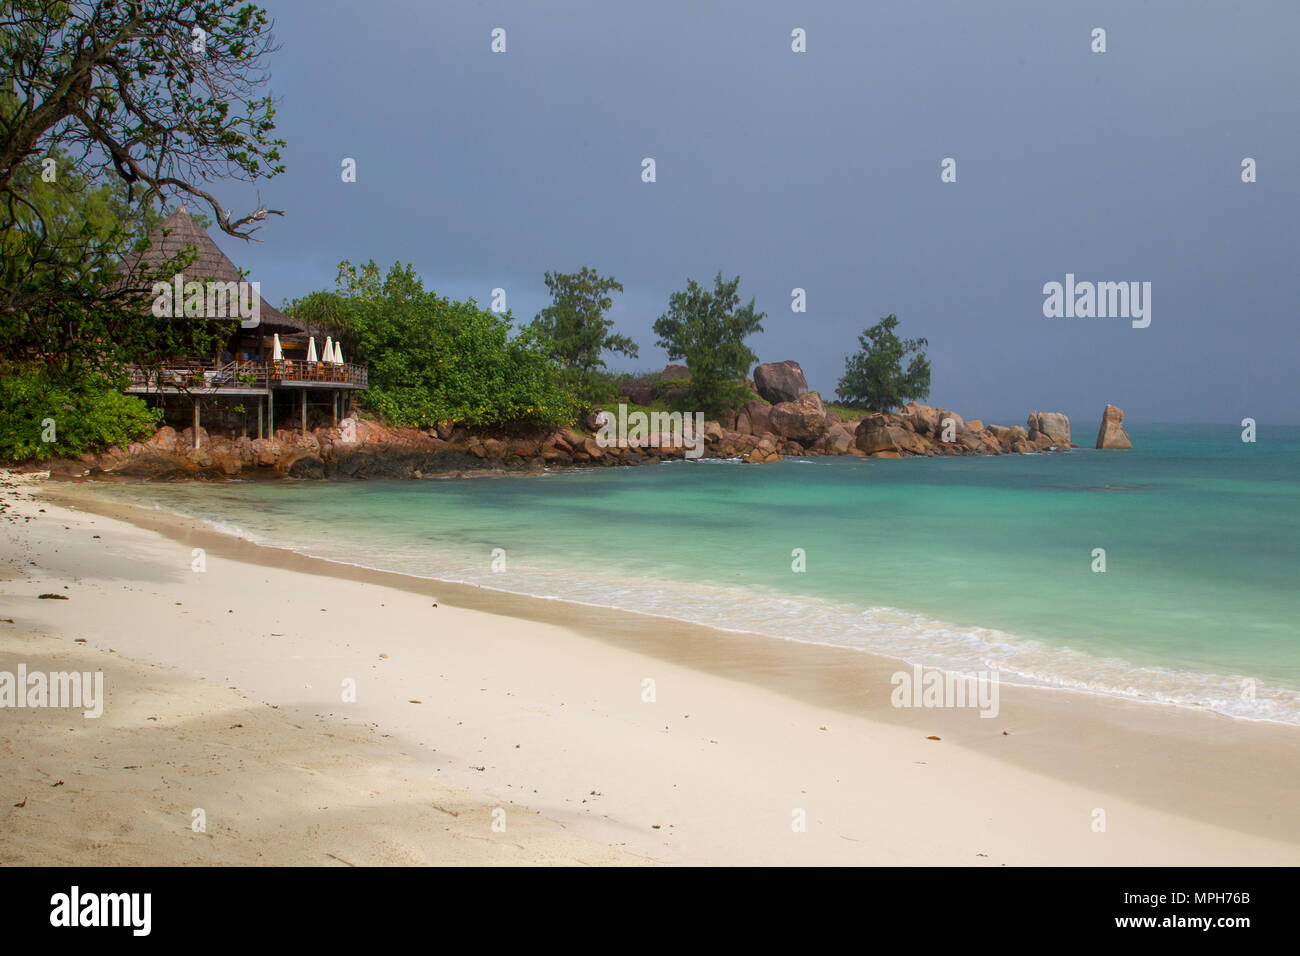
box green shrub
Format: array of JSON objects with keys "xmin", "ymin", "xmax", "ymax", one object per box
[
  {"xmin": 332, "ymin": 261, "xmax": 580, "ymax": 429},
  {"xmin": 0, "ymin": 365, "xmax": 161, "ymax": 461}
]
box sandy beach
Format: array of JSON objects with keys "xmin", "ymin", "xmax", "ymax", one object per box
[{"xmin": 2, "ymin": 472, "xmax": 1298, "ymax": 866}]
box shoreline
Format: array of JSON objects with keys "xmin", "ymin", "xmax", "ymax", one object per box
[
  {"xmin": 34, "ymin": 396, "xmax": 1077, "ymax": 484},
  {"xmin": 5, "ymin": 473, "xmax": 1299, "ymax": 864},
  {"xmin": 51, "ymin": 473, "xmax": 1300, "ymax": 730}
]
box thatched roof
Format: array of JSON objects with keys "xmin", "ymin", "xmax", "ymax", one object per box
[{"xmin": 126, "ymin": 206, "xmax": 303, "ymax": 333}]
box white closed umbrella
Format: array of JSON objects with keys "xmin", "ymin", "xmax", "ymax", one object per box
[
  {"xmin": 323, "ymin": 336, "xmax": 334, "ymax": 365},
  {"xmin": 307, "ymin": 336, "xmax": 318, "ymax": 362},
  {"xmin": 272, "ymin": 333, "xmax": 282, "ymax": 360},
  {"xmin": 334, "ymin": 343, "xmax": 344, "ymax": 364}
]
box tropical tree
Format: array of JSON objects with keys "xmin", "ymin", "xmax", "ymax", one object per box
[
  {"xmin": 1, "ymin": 0, "xmax": 285, "ymax": 380},
  {"xmin": 0, "ymin": 150, "xmax": 223, "ymax": 379},
  {"xmin": 652, "ymin": 272, "xmax": 765, "ymax": 417},
  {"xmin": 326, "ymin": 260, "xmax": 579, "ymax": 429},
  {"xmin": 527, "ymin": 267, "xmax": 636, "ymax": 401},
  {"xmin": 283, "ymin": 289, "xmax": 351, "ymax": 345},
  {"xmin": 835, "ymin": 314, "xmax": 931, "ymax": 412},
  {"xmin": 1, "ymin": 0, "xmax": 285, "ymax": 237}
]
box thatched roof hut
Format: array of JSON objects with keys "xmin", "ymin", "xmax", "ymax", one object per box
[{"xmin": 124, "ymin": 206, "xmax": 303, "ymax": 334}]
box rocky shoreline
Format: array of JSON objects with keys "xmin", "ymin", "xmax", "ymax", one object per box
[{"xmin": 20, "ymin": 360, "xmax": 1130, "ymax": 481}]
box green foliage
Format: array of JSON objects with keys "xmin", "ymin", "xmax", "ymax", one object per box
[
  {"xmin": 327, "ymin": 260, "xmax": 579, "ymax": 429},
  {"xmin": 0, "ymin": 364, "xmax": 161, "ymax": 462},
  {"xmin": 1, "ymin": 0, "xmax": 283, "ymax": 389},
  {"xmin": 652, "ymin": 272, "xmax": 765, "ymax": 417},
  {"xmin": 1, "ymin": 0, "xmax": 285, "ymax": 229},
  {"xmin": 835, "ymin": 314, "xmax": 931, "ymax": 413},
  {"xmin": 574, "ymin": 369, "xmax": 623, "ymax": 406},
  {"xmin": 824, "ymin": 403, "xmax": 871, "ymax": 422},
  {"xmin": 527, "ymin": 267, "xmax": 637, "ymax": 401},
  {"xmin": 0, "ymin": 151, "xmax": 222, "ymax": 381},
  {"xmin": 282, "ymin": 288, "xmax": 351, "ymax": 343}
]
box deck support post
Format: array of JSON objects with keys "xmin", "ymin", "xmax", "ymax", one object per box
[
  {"xmin": 301, "ymin": 389, "xmax": 307, "ymax": 434},
  {"xmin": 268, "ymin": 389, "xmax": 274, "ymax": 438},
  {"xmin": 192, "ymin": 397, "xmax": 200, "ymax": 449},
  {"xmin": 332, "ymin": 390, "xmax": 338, "ymax": 426},
  {"xmin": 257, "ymin": 397, "xmax": 264, "ymax": 440}
]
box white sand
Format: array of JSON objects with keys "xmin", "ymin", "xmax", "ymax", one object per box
[{"xmin": 2, "ymin": 473, "xmax": 1297, "ymax": 865}]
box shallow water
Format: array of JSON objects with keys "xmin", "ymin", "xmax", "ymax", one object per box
[{"xmin": 93, "ymin": 423, "xmax": 1300, "ymax": 724}]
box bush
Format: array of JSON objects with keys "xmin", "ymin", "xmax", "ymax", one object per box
[
  {"xmin": 0, "ymin": 365, "xmax": 161, "ymax": 461},
  {"xmin": 335, "ymin": 261, "xmax": 580, "ymax": 429}
]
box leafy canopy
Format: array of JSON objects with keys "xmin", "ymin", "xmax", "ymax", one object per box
[
  {"xmin": 652, "ymin": 272, "xmax": 765, "ymax": 417},
  {"xmin": 1, "ymin": 0, "xmax": 285, "ymax": 237},
  {"xmin": 0, "ymin": 151, "xmax": 223, "ymax": 380},
  {"xmin": 312, "ymin": 260, "xmax": 579, "ymax": 429},
  {"xmin": 527, "ymin": 267, "xmax": 637, "ymax": 401},
  {"xmin": 835, "ymin": 314, "xmax": 931, "ymax": 413},
  {"xmin": 1, "ymin": 0, "xmax": 285, "ymax": 385},
  {"xmin": 0, "ymin": 362, "xmax": 161, "ymax": 462}
]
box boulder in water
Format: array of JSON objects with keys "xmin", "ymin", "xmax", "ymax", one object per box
[
  {"xmin": 1028, "ymin": 411, "xmax": 1071, "ymax": 446},
  {"xmin": 1096, "ymin": 404, "xmax": 1132, "ymax": 449}
]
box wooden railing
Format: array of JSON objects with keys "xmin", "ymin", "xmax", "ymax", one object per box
[
  {"xmin": 270, "ymin": 358, "xmax": 368, "ymax": 387},
  {"xmin": 126, "ymin": 359, "xmax": 367, "ymax": 391}
]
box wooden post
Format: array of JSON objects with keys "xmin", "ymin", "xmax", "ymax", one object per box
[
  {"xmin": 192, "ymin": 398, "xmax": 200, "ymax": 449},
  {"xmin": 332, "ymin": 390, "xmax": 338, "ymax": 426},
  {"xmin": 268, "ymin": 389, "xmax": 274, "ymax": 438},
  {"xmin": 257, "ymin": 397, "xmax": 264, "ymax": 440},
  {"xmin": 301, "ymin": 389, "xmax": 307, "ymax": 434}
]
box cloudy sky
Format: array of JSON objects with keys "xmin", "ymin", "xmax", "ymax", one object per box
[{"xmin": 210, "ymin": 0, "xmax": 1299, "ymax": 425}]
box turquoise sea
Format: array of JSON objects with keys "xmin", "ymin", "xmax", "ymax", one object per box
[{"xmin": 95, "ymin": 424, "xmax": 1300, "ymax": 724}]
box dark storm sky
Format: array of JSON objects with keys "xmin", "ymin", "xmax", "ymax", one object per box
[{"xmin": 208, "ymin": 0, "xmax": 1300, "ymax": 426}]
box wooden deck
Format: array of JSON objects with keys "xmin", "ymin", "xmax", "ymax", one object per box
[{"xmin": 125, "ymin": 359, "xmax": 368, "ymax": 395}]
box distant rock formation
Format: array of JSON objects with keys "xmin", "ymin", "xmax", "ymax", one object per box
[
  {"xmin": 743, "ymin": 436, "xmax": 782, "ymax": 464},
  {"xmin": 854, "ymin": 417, "xmax": 899, "ymax": 455},
  {"xmin": 735, "ymin": 399, "xmax": 771, "ymax": 436},
  {"xmin": 617, "ymin": 364, "xmax": 691, "ymax": 406},
  {"xmin": 1027, "ymin": 411, "xmax": 1072, "ymax": 447},
  {"xmin": 1096, "ymin": 404, "xmax": 1132, "ymax": 449},
  {"xmin": 620, "ymin": 384, "xmax": 657, "ymax": 406},
  {"xmin": 48, "ymin": 350, "xmax": 1106, "ymax": 478},
  {"xmin": 768, "ymin": 392, "xmax": 828, "ymax": 443},
  {"xmin": 752, "ymin": 361, "xmax": 808, "ymax": 404}
]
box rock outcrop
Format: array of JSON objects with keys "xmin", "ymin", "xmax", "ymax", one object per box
[
  {"xmin": 752, "ymin": 361, "xmax": 808, "ymax": 404},
  {"xmin": 735, "ymin": 399, "xmax": 772, "ymax": 436},
  {"xmin": 616, "ymin": 364, "xmax": 695, "ymax": 407},
  {"xmin": 768, "ymin": 392, "xmax": 828, "ymax": 443},
  {"xmin": 1027, "ymin": 411, "xmax": 1072, "ymax": 447},
  {"xmin": 1095, "ymin": 404, "xmax": 1132, "ymax": 449},
  {"xmin": 43, "ymin": 361, "xmax": 1099, "ymax": 480},
  {"xmin": 854, "ymin": 417, "xmax": 899, "ymax": 456},
  {"xmin": 743, "ymin": 436, "xmax": 781, "ymax": 464},
  {"xmin": 620, "ymin": 384, "xmax": 657, "ymax": 406}
]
